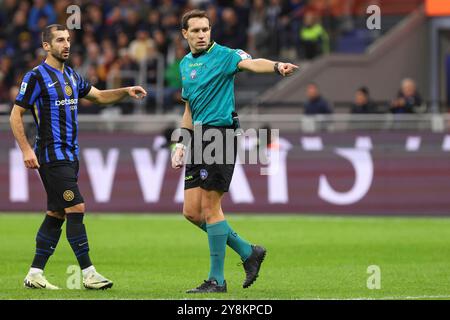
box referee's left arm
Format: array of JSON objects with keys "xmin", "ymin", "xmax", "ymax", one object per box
[
  {"xmin": 84, "ymin": 86, "xmax": 147, "ymax": 104},
  {"xmin": 238, "ymin": 59, "xmax": 299, "ymax": 77}
]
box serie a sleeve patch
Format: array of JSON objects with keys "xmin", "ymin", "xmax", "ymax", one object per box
[
  {"xmin": 19, "ymin": 82, "xmax": 28, "ymax": 95},
  {"xmin": 235, "ymin": 49, "xmax": 252, "ymax": 60}
]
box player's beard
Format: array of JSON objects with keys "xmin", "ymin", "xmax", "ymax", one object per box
[{"xmin": 51, "ymin": 49, "xmax": 69, "ymax": 63}]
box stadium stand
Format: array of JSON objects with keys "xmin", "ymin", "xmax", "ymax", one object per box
[{"xmin": 0, "ymin": 0, "xmax": 427, "ymax": 116}]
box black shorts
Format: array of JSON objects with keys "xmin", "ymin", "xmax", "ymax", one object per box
[
  {"xmin": 38, "ymin": 160, "xmax": 84, "ymax": 212},
  {"xmin": 184, "ymin": 125, "xmax": 237, "ymax": 193}
]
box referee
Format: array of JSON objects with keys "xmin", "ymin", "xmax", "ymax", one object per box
[
  {"xmin": 10, "ymin": 24, "xmax": 147, "ymax": 290},
  {"xmin": 172, "ymin": 10, "xmax": 298, "ymax": 293}
]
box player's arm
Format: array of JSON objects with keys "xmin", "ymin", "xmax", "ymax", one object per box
[
  {"xmin": 238, "ymin": 59, "xmax": 299, "ymax": 77},
  {"xmin": 83, "ymin": 86, "xmax": 147, "ymax": 104},
  {"xmin": 172, "ymin": 102, "xmax": 192, "ymax": 169},
  {"xmin": 10, "ymin": 105, "xmax": 39, "ymax": 169}
]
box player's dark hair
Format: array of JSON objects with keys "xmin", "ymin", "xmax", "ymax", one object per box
[
  {"xmin": 181, "ymin": 9, "xmax": 210, "ymax": 30},
  {"xmin": 42, "ymin": 24, "xmax": 68, "ymax": 44}
]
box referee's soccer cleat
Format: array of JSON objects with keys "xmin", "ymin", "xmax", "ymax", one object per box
[
  {"xmin": 83, "ymin": 270, "xmax": 113, "ymax": 290},
  {"xmin": 242, "ymin": 245, "xmax": 267, "ymax": 288},
  {"xmin": 186, "ymin": 279, "xmax": 227, "ymax": 293},
  {"xmin": 24, "ymin": 272, "xmax": 59, "ymax": 290}
]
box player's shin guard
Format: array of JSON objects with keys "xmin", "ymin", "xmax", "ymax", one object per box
[
  {"xmin": 66, "ymin": 213, "xmax": 92, "ymax": 269},
  {"xmin": 31, "ymin": 215, "xmax": 64, "ymax": 270}
]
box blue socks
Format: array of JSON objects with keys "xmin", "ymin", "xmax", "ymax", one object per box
[
  {"xmin": 31, "ymin": 214, "xmax": 64, "ymax": 270},
  {"xmin": 31, "ymin": 213, "xmax": 95, "ymax": 271},
  {"xmin": 66, "ymin": 213, "xmax": 92, "ymax": 269}
]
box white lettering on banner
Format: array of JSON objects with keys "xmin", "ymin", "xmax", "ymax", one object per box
[
  {"xmin": 9, "ymin": 145, "xmax": 28, "ymax": 202},
  {"xmin": 355, "ymin": 136, "xmax": 372, "ymax": 150},
  {"xmin": 83, "ymin": 149, "xmax": 119, "ymax": 203},
  {"xmin": 267, "ymin": 138, "xmax": 292, "ymax": 203},
  {"xmin": 319, "ymin": 148, "xmax": 374, "ymax": 205},
  {"xmin": 175, "ymin": 170, "xmax": 185, "ymax": 203},
  {"xmin": 229, "ymin": 156, "xmax": 254, "ymax": 203},
  {"xmin": 153, "ymin": 136, "xmax": 167, "ymax": 150},
  {"xmin": 301, "ymin": 137, "xmax": 324, "ymax": 151},
  {"xmin": 443, "ymin": 135, "xmax": 450, "ymax": 151},
  {"xmin": 132, "ymin": 148, "xmax": 169, "ymax": 203},
  {"xmin": 406, "ymin": 136, "xmax": 421, "ymax": 152},
  {"xmin": 15, "ymin": 135, "xmax": 450, "ymax": 206},
  {"xmin": 259, "ymin": 129, "xmax": 280, "ymax": 175}
]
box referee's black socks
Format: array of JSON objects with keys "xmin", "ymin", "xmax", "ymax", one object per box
[
  {"xmin": 66, "ymin": 213, "xmax": 92, "ymax": 270},
  {"xmin": 31, "ymin": 214, "xmax": 64, "ymax": 270}
]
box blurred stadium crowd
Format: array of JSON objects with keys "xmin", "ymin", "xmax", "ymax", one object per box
[{"xmin": 0, "ymin": 0, "xmax": 424, "ymax": 115}]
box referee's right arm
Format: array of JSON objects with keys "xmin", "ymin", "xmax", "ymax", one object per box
[
  {"xmin": 181, "ymin": 102, "xmax": 193, "ymax": 130},
  {"xmin": 172, "ymin": 102, "xmax": 193, "ymax": 169},
  {"xmin": 10, "ymin": 105, "xmax": 40, "ymax": 169}
]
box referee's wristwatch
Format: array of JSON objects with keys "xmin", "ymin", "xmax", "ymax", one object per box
[{"xmin": 274, "ymin": 62, "xmax": 282, "ymax": 75}]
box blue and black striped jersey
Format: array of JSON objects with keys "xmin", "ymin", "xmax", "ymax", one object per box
[{"xmin": 15, "ymin": 62, "xmax": 92, "ymax": 164}]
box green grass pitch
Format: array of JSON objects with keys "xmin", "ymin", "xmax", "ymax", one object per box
[{"xmin": 1, "ymin": 213, "xmax": 450, "ymax": 300}]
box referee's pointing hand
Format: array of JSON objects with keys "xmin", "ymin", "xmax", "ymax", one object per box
[
  {"xmin": 127, "ymin": 86, "xmax": 147, "ymax": 99},
  {"xmin": 278, "ymin": 63, "xmax": 299, "ymax": 77}
]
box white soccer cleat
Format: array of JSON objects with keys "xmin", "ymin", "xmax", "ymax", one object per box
[
  {"xmin": 24, "ymin": 272, "xmax": 59, "ymax": 290},
  {"xmin": 83, "ymin": 269, "xmax": 113, "ymax": 290}
]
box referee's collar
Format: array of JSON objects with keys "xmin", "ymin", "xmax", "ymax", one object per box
[{"xmin": 192, "ymin": 41, "xmax": 215, "ymax": 58}]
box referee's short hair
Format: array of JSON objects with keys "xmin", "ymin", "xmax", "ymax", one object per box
[
  {"xmin": 181, "ymin": 9, "xmax": 210, "ymax": 30},
  {"xmin": 42, "ymin": 24, "xmax": 68, "ymax": 44}
]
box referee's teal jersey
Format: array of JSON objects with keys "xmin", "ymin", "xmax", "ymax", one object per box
[
  {"xmin": 179, "ymin": 42, "xmax": 252, "ymax": 126},
  {"xmin": 14, "ymin": 62, "xmax": 91, "ymax": 164}
]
